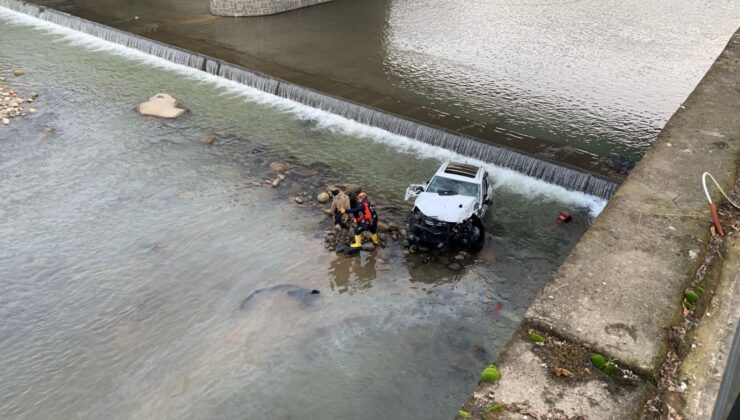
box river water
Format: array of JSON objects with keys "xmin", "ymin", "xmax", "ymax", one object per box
[
  {"xmin": 0, "ymin": 7, "xmax": 608, "ymax": 420},
  {"xmin": 26, "ymin": 0, "xmax": 740, "ymax": 167}
]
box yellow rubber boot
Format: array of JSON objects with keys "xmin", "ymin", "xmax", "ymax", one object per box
[
  {"xmin": 350, "ymin": 235, "xmax": 362, "ymax": 249},
  {"xmin": 371, "ymin": 233, "xmax": 380, "ymax": 245}
]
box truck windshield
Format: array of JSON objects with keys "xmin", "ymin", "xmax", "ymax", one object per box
[{"xmin": 427, "ymin": 176, "xmax": 480, "ymax": 198}]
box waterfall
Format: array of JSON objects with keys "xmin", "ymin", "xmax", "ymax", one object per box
[{"xmin": 0, "ymin": 0, "xmax": 618, "ymax": 199}]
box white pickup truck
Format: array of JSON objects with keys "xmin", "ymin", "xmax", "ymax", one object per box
[{"xmin": 405, "ymin": 161, "xmax": 492, "ymax": 251}]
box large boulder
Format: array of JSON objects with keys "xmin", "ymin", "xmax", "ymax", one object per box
[
  {"xmin": 345, "ymin": 184, "xmax": 361, "ymax": 194},
  {"xmin": 138, "ymin": 93, "xmax": 187, "ymax": 119},
  {"xmin": 317, "ymin": 192, "xmax": 331, "ymax": 203}
]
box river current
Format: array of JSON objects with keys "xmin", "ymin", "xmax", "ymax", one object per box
[
  {"xmin": 0, "ymin": 6, "xmax": 609, "ymax": 420},
  {"xmin": 25, "ymin": 0, "xmax": 740, "ymax": 164}
]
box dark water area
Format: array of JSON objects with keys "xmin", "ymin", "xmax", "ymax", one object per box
[{"xmin": 26, "ymin": 0, "xmax": 740, "ymax": 176}]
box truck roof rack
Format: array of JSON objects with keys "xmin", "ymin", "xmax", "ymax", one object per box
[{"xmin": 444, "ymin": 162, "xmax": 480, "ymax": 178}]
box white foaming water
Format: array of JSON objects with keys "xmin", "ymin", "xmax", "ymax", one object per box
[{"xmin": 0, "ymin": 5, "xmax": 607, "ymax": 215}]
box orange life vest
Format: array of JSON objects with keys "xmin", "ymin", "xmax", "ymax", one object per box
[{"xmin": 355, "ymin": 201, "xmax": 376, "ymax": 223}]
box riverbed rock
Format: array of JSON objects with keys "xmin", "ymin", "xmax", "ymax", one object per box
[
  {"xmin": 377, "ymin": 221, "xmax": 390, "ymax": 233},
  {"xmin": 317, "ymin": 192, "xmax": 331, "ymax": 203},
  {"xmin": 12, "ymin": 69, "xmax": 24, "ymax": 77},
  {"xmin": 272, "ymin": 178, "xmax": 282, "ymax": 187},
  {"xmin": 200, "ymin": 134, "xmax": 216, "ymax": 145},
  {"xmin": 269, "ymin": 161, "xmax": 288, "ymax": 172},
  {"xmin": 447, "ymin": 262, "xmax": 462, "ymax": 272},
  {"xmin": 345, "ymin": 183, "xmax": 361, "ymax": 194},
  {"xmin": 388, "ymin": 222, "xmax": 399, "ymax": 232},
  {"xmin": 294, "ymin": 197, "xmax": 304, "ymax": 204},
  {"xmin": 361, "ymin": 243, "xmax": 375, "ymax": 252},
  {"xmin": 138, "ymin": 93, "xmax": 187, "ymax": 119},
  {"xmin": 322, "ymin": 208, "xmax": 333, "ymax": 216}
]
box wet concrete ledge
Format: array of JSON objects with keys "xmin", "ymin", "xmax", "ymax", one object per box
[
  {"xmin": 210, "ymin": 0, "xmax": 336, "ymax": 17},
  {"xmin": 458, "ymin": 27, "xmax": 740, "ymax": 419},
  {"xmin": 211, "ymin": 0, "xmax": 332, "ymax": 17}
]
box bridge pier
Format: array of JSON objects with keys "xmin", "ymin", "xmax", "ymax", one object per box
[{"xmin": 210, "ymin": 0, "xmax": 336, "ymax": 17}]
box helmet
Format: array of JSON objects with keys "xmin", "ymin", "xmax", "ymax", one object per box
[{"xmin": 358, "ymin": 192, "xmax": 367, "ymax": 199}]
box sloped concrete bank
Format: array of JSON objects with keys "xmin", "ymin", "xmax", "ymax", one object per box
[{"xmin": 457, "ymin": 28, "xmax": 740, "ymax": 419}]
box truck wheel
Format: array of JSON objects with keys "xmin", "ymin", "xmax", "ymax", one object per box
[{"xmin": 470, "ymin": 218, "xmax": 485, "ymax": 251}]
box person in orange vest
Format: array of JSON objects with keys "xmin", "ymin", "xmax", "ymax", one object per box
[{"xmin": 341, "ymin": 191, "xmax": 380, "ymax": 249}]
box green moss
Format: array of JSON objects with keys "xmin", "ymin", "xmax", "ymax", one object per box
[
  {"xmin": 696, "ymin": 286, "xmax": 705, "ymax": 296},
  {"xmin": 684, "ymin": 289, "xmax": 699, "ymax": 303},
  {"xmin": 603, "ymin": 363, "xmax": 617, "ymax": 376},
  {"xmin": 684, "ymin": 299, "xmax": 694, "ymax": 310},
  {"xmin": 486, "ymin": 403, "xmax": 506, "ymax": 413},
  {"xmin": 528, "ymin": 329, "xmax": 545, "ymax": 343},
  {"xmin": 590, "ymin": 353, "xmax": 607, "ymax": 370},
  {"xmin": 480, "ymin": 364, "xmax": 501, "ymax": 384},
  {"xmin": 457, "ymin": 410, "xmax": 471, "ymax": 418},
  {"xmin": 591, "ymin": 353, "xmax": 617, "ymax": 376}
]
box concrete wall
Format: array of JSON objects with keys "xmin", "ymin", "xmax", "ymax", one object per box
[{"xmin": 210, "ymin": 0, "xmax": 335, "ymax": 16}]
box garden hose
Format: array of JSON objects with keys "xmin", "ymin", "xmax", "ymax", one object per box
[{"xmin": 701, "ymin": 172, "xmax": 740, "ymax": 236}]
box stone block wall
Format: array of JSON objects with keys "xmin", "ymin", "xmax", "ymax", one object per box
[{"xmin": 210, "ymin": 0, "xmax": 336, "ymax": 16}]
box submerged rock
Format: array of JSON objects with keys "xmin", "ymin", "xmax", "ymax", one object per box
[
  {"xmin": 269, "ymin": 161, "xmax": 288, "ymax": 172},
  {"xmin": 345, "ymin": 183, "xmax": 361, "ymax": 194},
  {"xmin": 377, "ymin": 221, "xmax": 390, "ymax": 233},
  {"xmin": 240, "ymin": 284, "xmax": 320, "ymax": 311},
  {"xmin": 200, "ymin": 134, "xmax": 217, "ymax": 145},
  {"xmin": 137, "ymin": 93, "xmax": 187, "ymax": 119},
  {"xmin": 294, "ymin": 196, "xmax": 304, "ymax": 204},
  {"xmin": 12, "ymin": 69, "xmax": 24, "ymax": 77}
]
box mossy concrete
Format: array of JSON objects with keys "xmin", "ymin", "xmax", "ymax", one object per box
[
  {"xmin": 679, "ymin": 233, "xmax": 740, "ymax": 419},
  {"xmin": 461, "ymin": 334, "xmax": 653, "ymax": 419},
  {"xmin": 526, "ymin": 28, "xmax": 740, "ymax": 378}
]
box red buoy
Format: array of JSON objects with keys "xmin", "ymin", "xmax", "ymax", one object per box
[{"xmin": 556, "ymin": 210, "xmax": 572, "ymax": 225}]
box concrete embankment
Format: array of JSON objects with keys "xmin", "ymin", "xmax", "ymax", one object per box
[
  {"xmin": 210, "ymin": 0, "xmax": 336, "ymax": 17},
  {"xmin": 458, "ymin": 28, "xmax": 740, "ymax": 419}
]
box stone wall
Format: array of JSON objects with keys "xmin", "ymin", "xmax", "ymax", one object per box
[{"xmin": 210, "ymin": 0, "xmax": 336, "ymax": 16}]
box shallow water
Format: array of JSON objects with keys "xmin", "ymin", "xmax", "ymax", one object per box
[
  {"xmin": 0, "ymin": 9, "xmax": 602, "ymax": 420},
  {"xmin": 28, "ymin": 0, "xmax": 740, "ymax": 163}
]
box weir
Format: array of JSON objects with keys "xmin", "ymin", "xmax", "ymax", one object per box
[{"xmin": 0, "ymin": 0, "xmax": 619, "ymax": 199}]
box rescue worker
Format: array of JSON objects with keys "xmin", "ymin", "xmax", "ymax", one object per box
[
  {"xmin": 330, "ymin": 185, "xmax": 351, "ymax": 244},
  {"xmin": 341, "ymin": 191, "xmax": 379, "ymax": 249}
]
